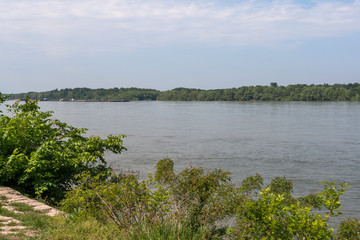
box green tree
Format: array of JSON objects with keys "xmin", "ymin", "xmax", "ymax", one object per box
[
  {"xmin": 0, "ymin": 98, "xmax": 126, "ymax": 203},
  {"xmin": 270, "ymin": 82, "xmax": 278, "ymax": 87}
]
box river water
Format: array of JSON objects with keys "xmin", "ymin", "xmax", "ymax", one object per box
[{"xmin": 4, "ymin": 101, "xmax": 360, "ymax": 221}]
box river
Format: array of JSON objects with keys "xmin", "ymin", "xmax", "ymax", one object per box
[{"xmin": 4, "ymin": 101, "xmax": 360, "ymax": 221}]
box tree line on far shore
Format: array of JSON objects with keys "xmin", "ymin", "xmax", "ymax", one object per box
[{"xmin": 6, "ymin": 82, "xmax": 360, "ymax": 102}]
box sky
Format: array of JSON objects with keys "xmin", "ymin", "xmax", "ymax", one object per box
[{"xmin": 1, "ymin": 0, "xmax": 360, "ymax": 93}]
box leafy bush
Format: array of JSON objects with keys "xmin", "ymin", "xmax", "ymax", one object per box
[
  {"xmin": 61, "ymin": 158, "xmax": 235, "ymax": 238},
  {"xmin": 154, "ymin": 157, "xmax": 175, "ymax": 183},
  {"xmin": 0, "ymin": 98, "xmax": 126, "ymax": 203},
  {"xmin": 234, "ymin": 187, "xmax": 333, "ymax": 239},
  {"xmin": 232, "ymin": 179, "xmax": 350, "ymax": 239},
  {"xmin": 61, "ymin": 171, "xmax": 164, "ymax": 228},
  {"xmin": 337, "ymin": 218, "xmax": 360, "ymax": 240},
  {"xmin": 60, "ymin": 158, "xmax": 358, "ymax": 239},
  {"xmin": 319, "ymin": 180, "xmax": 349, "ymax": 217},
  {"xmin": 152, "ymin": 159, "xmax": 238, "ymax": 232}
]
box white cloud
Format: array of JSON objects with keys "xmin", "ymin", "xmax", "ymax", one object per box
[{"xmin": 0, "ymin": 0, "xmax": 359, "ymax": 55}]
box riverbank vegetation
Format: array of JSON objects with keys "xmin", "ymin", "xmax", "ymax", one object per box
[
  {"xmin": 1, "ymin": 96, "xmax": 360, "ymax": 239},
  {"xmin": 0, "ymin": 96, "xmax": 126, "ymax": 204},
  {"xmin": 6, "ymin": 82, "xmax": 360, "ymax": 102}
]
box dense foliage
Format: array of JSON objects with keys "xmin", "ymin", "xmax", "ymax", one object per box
[
  {"xmin": 61, "ymin": 158, "xmax": 234, "ymax": 237},
  {"xmin": 8, "ymin": 87, "xmax": 160, "ymax": 102},
  {"xmin": 158, "ymin": 83, "xmax": 360, "ymax": 101},
  {"xmin": 0, "ymin": 97, "xmax": 126, "ymax": 202},
  {"xmin": 60, "ymin": 158, "xmax": 357, "ymax": 239},
  {"xmin": 6, "ymin": 82, "xmax": 360, "ymax": 102},
  {"xmin": 337, "ymin": 218, "xmax": 360, "ymax": 239}
]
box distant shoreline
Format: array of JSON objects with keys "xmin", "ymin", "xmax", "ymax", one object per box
[
  {"xmin": 10, "ymin": 99, "xmax": 129, "ymax": 103},
  {"xmin": 4, "ymin": 83, "xmax": 360, "ymax": 102}
]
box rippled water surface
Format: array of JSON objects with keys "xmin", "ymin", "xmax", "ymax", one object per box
[{"xmin": 5, "ymin": 101, "xmax": 360, "ymax": 220}]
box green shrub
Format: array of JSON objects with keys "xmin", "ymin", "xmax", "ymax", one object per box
[
  {"xmin": 61, "ymin": 172, "xmax": 163, "ymax": 228},
  {"xmin": 319, "ymin": 180, "xmax": 349, "ymax": 217},
  {"xmin": 232, "ymin": 180, "xmax": 350, "ymax": 239},
  {"xmin": 61, "ymin": 158, "xmax": 235, "ymax": 238},
  {"xmin": 337, "ymin": 218, "xmax": 360, "ymax": 240},
  {"xmin": 268, "ymin": 176, "xmax": 293, "ymax": 195},
  {"xmin": 234, "ymin": 187, "xmax": 333, "ymax": 239},
  {"xmin": 60, "ymin": 159, "xmax": 356, "ymax": 240},
  {"xmin": 154, "ymin": 157, "xmax": 175, "ymax": 183},
  {"xmin": 0, "ymin": 98, "xmax": 126, "ymax": 203},
  {"xmin": 239, "ymin": 173, "xmax": 263, "ymax": 196},
  {"xmin": 153, "ymin": 159, "xmax": 236, "ymax": 232}
]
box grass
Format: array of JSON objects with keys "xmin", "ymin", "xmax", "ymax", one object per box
[
  {"xmin": 123, "ymin": 220, "xmax": 221, "ymax": 240},
  {"xmin": 0, "ymin": 201, "xmax": 53, "ymax": 240},
  {"xmin": 8, "ymin": 203, "xmax": 34, "ymax": 212},
  {"xmin": 0, "ymin": 207, "xmax": 16, "ymax": 218},
  {"xmin": 34, "ymin": 213, "xmax": 223, "ymax": 240},
  {"xmin": 1, "ymin": 205, "xmax": 220, "ymax": 239},
  {"xmin": 5, "ymin": 222, "xmax": 17, "ymax": 227},
  {"xmin": 0, "ymin": 195, "xmax": 7, "ymax": 201},
  {"xmin": 0, "ymin": 210, "xmax": 51, "ymax": 229},
  {"xmin": 0, "ymin": 206, "xmax": 120, "ymax": 240},
  {"xmin": 0, "ymin": 233, "xmax": 31, "ymax": 240},
  {"xmin": 19, "ymin": 214, "xmax": 51, "ymax": 230},
  {"xmin": 38, "ymin": 216, "xmax": 121, "ymax": 240}
]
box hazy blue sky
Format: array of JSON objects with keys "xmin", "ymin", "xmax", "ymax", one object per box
[{"xmin": 1, "ymin": 0, "xmax": 360, "ymax": 93}]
